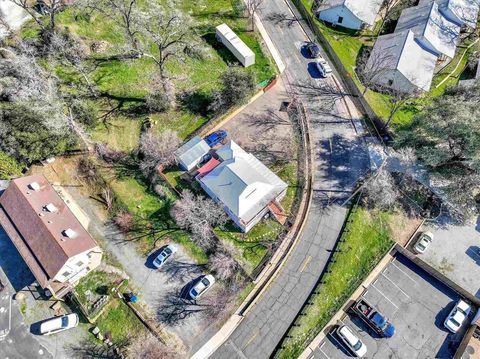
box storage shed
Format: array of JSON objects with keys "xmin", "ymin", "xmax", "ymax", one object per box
[
  {"xmin": 215, "ymin": 23, "xmax": 255, "ymax": 67},
  {"xmin": 175, "ymin": 136, "xmax": 211, "ymax": 171}
]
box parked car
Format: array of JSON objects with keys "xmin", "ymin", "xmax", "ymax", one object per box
[
  {"xmin": 444, "ymin": 300, "xmax": 471, "ymax": 333},
  {"xmin": 315, "ymin": 59, "xmax": 333, "ymax": 78},
  {"xmin": 189, "ymin": 275, "xmax": 215, "ymax": 300},
  {"xmin": 306, "ymin": 42, "xmax": 321, "ymax": 58},
  {"xmin": 351, "ymin": 298, "xmax": 395, "ymax": 337},
  {"xmin": 153, "ymin": 244, "xmax": 177, "ymax": 269},
  {"xmin": 204, "ymin": 130, "xmax": 227, "ymax": 148},
  {"xmin": 39, "ymin": 313, "xmax": 79, "ymax": 335},
  {"xmin": 413, "ymin": 231, "xmax": 434, "ymax": 254},
  {"xmin": 336, "ymin": 325, "xmax": 367, "ymax": 357}
]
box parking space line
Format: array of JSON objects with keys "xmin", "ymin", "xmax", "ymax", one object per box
[
  {"xmin": 381, "ymin": 269, "xmax": 410, "ymax": 299},
  {"xmin": 328, "ymin": 332, "xmax": 351, "ymax": 355},
  {"xmin": 390, "ymin": 260, "xmax": 417, "ymax": 284},
  {"xmin": 316, "ymin": 342, "xmax": 329, "ymax": 359},
  {"xmin": 370, "ymin": 281, "xmax": 399, "ymax": 309}
]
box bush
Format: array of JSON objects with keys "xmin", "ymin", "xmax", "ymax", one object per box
[
  {"xmin": 209, "ymin": 68, "xmax": 256, "ymax": 113},
  {"xmin": 70, "ymin": 99, "xmax": 98, "ymax": 128},
  {"xmin": 114, "ymin": 210, "xmax": 135, "ymax": 233},
  {"xmin": 0, "ymin": 151, "xmax": 22, "ymax": 180},
  {"xmin": 146, "ymin": 90, "xmax": 170, "ymax": 113}
]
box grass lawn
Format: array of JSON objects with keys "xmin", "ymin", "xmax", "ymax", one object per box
[
  {"xmin": 277, "ymin": 206, "xmax": 394, "ymax": 358},
  {"xmin": 75, "ymin": 271, "xmax": 124, "ymax": 309},
  {"xmin": 95, "ymin": 298, "xmax": 146, "ymax": 343},
  {"xmin": 39, "ymin": 0, "xmax": 275, "ymax": 150},
  {"xmin": 296, "ymin": 0, "xmax": 479, "ymax": 130},
  {"xmin": 215, "ymin": 162, "xmax": 298, "ymax": 275}
]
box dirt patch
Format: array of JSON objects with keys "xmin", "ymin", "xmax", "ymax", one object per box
[{"xmin": 387, "ymin": 211, "xmax": 423, "ymax": 246}]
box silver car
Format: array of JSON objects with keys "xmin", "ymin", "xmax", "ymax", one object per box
[
  {"xmin": 153, "ymin": 244, "xmax": 177, "ymax": 269},
  {"xmin": 413, "ymin": 231, "xmax": 433, "ymax": 254}
]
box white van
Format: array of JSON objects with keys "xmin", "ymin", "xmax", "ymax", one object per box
[
  {"xmin": 336, "ymin": 325, "xmax": 367, "ymax": 357},
  {"xmin": 39, "ymin": 313, "xmax": 79, "ymax": 335}
]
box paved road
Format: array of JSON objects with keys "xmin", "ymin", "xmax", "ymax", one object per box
[{"xmin": 210, "ymin": 0, "xmax": 370, "ymax": 358}]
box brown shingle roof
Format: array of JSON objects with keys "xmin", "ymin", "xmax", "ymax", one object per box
[{"xmin": 0, "ymin": 175, "xmax": 98, "ymax": 281}]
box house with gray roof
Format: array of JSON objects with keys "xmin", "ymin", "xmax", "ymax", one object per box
[
  {"xmin": 396, "ymin": 0, "xmax": 460, "ymax": 59},
  {"xmin": 317, "ymin": 0, "xmax": 383, "ymax": 30},
  {"xmin": 197, "ymin": 141, "xmax": 287, "ymax": 233},
  {"xmin": 366, "ymin": 30, "xmax": 438, "ymax": 92},
  {"xmin": 435, "ymin": 0, "xmax": 480, "ymax": 28}
]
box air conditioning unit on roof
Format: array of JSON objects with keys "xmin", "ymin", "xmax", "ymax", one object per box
[
  {"xmin": 28, "ymin": 182, "xmax": 41, "ymax": 191},
  {"xmin": 45, "ymin": 203, "xmax": 58, "ymax": 213},
  {"xmin": 62, "ymin": 228, "xmax": 76, "ymax": 238}
]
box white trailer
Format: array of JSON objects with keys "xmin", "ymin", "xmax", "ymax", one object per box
[{"xmin": 215, "ymin": 23, "xmax": 255, "ymax": 67}]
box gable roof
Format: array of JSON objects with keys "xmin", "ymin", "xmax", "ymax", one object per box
[
  {"xmin": 0, "ymin": 175, "xmax": 99, "ymax": 280},
  {"xmin": 396, "ymin": 1, "xmax": 460, "ymax": 58},
  {"xmin": 175, "ymin": 136, "xmax": 210, "ymax": 169},
  {"xmin": 318, "ymin": 0, "xmax": 383, "ymax": 25},
  {"xmin": 199, "ymin": 141, "xmax": 287, "ymax": 224},
  {"xmin": 437, "ymin": 0, "xmax": 480, "ymax": 27},
  {"xmin": 369, "ymin": 30, "xmax": 438, "ymax": 91}
]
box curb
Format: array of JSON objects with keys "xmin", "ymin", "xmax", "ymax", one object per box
[
  {"xmin": 190, "ymin": 75, "xmax": 314, "ymax": 359},
  {"xmin": 253, "ymin": 12, "xmax": 286, "ymax": 74}
]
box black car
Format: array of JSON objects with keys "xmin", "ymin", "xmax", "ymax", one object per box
[{"xmin": 306, "ymin": 42, "xmax": 321, "ymax": 58}]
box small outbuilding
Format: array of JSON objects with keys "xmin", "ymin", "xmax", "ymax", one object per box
[
  {"xmin": 216, "ymin": 23, "xmax": 255, "ymax": 67},
  {"xmin": 316, "ymin": 0, "xmax": 383, "ymax": 30},
  {"xmin": 175, "ymin": 136, "xmax": 211, "ymax": 171}
]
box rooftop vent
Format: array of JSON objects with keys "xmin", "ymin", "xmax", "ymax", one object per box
[
  {"xmin": 28, "ymin": 182, "xmax": 41, "ymax": 191},
  {"xmin": 45, "ymin": 203, "xmax": 58, "ymax": 213},
  {"xmin": 62, "ymin": 228, "xmax": 76, "ymax": 238}
]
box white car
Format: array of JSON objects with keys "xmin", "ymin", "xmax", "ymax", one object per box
[
  {"xmin": 189, "ymin": 275, "xmax": 215, "ymax": 300},
  {"xmin": 336, "ymin": 325, "xmax": 367, "ymax": 357},
  {"xmin": 444, "ymin": 300, "xmax": 471, "ymax": 333},
  {"xmin": 413, "ymin": 231, "xmax": 434, "ymax": 254},
  {"xmin": 315, "ymin": 58, "xmax": 333, "ymax": 77},
  {"xmin": 39, "ymin": 313, "xmax": 79, "ymax": 335},
  {"xmin": 153, "ymin": 244, "xmax": 177, "ymax": 269}
]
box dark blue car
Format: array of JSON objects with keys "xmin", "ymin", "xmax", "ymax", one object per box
[{"xmin": 204, "ymin": 130, "xmax": 227, "ymax": 147}]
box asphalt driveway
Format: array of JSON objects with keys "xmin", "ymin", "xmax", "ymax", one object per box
[{"xmin": 313, "ymin": 254, "xmax": 469, "ymax": 359}]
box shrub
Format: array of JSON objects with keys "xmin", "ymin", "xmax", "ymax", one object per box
[
  {"xmin": 0, "ymin": 151, "xmax": 22, "ymax": 180},
  {"xmin": 114, "ymin": 210, "xmax": 135, "ymax": 233},
  {"xmin": 70, "ymin": 99, "xmax": 98, "ymax": 128},
  {"xmin": 146, "ymin": 90, "xmax": 170, "ymax": 113}
]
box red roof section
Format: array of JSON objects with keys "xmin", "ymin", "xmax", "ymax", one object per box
[
  {"xmin": 197, "ymin": 158, "xmax": 221, "ymax": 177},
  {"xmin": 0, "ymin": 175, "xmax": 99, "ymax": 279}
]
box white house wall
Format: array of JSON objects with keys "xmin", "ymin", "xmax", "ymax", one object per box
[{"xmin": 318, "ymin": 6, "xmax": 364, "ymax": 29}]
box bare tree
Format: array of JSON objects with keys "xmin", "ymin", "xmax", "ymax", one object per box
[
  {"xmin": 136, "ymin": 4, "xmax": 193, "ymax": 99},
  {"xmin": 10, "ymin": 0, "xmax": 65, "ymax": 36},
  {"xmin": 246, "ymin": 0, "xmax": 265, "ymax": 31},
  {"xmin": 114, "ymin": 210, "xmax": 135, "ymax": 233},
  {"xmin": 139, "ymin": 129, "xmax": 181, "ymax": 180},
  {"xmin": 127, "ymin": 334, "xmax": 175, "ymax": 359},
  {"xmin": 356, "ymin": 48, "xmax": 393, "ymax": 95},
  {"xmin": 364, "ymin": 168, "xmax": 398, "ymax": 210},
  {"xmin": 383, "ymin": 87, "xmax": 414, "ymax": 130},
  {"xmin": 170, "ymin": 190, "xmax": 227, "ymax": 250},
  {"xmin": 77, "ymin": 0, "xmax": 141, "ymax": 51},
  {"xmin": 208, "ymin": 252, "xmax": 240, "ymax": 281}
]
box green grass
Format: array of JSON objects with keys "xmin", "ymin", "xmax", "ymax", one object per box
[
  {"xmin": 96, "ymin": 299, "xmax": 145, "ymax": 342},
  {"xmin": 107, "ymin": 172, "xmax": 208, "ymax": 263},
  {"xmin": 75, "ymin": 271, "xmax": 123, "ymax": 308},
  {"xmin": 215, "ymin": 162, "xmax": 298, "ymax": 275},
  {"xmin": 278, "ymin": 206, "xmax": 394, "ymax": 358},
  {"xmin": 43, "ymin": 0, "xmax": 275, "ymax": 150}
]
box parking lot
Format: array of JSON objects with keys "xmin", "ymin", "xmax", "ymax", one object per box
[
  {"xmin": 419, "ymin": 216, "xmax": 480, "ymax": 298},
  {"xmin": 312, "ymin": 254, "xmax": 471, "ymax": 359}
]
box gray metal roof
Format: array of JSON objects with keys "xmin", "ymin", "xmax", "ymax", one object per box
[
  {"xmin": 318, "ymin": 0, "xmax": 383, "ymax": 25},
  {"xmin": 199, "ymin": 141, "xmax": 287, "ymax": 224},
  {"xmin": 437, "ymin": 0, "xmax": 480, "ymax": 27},
  {"xmin": 175, "ymin": 136, "xmax": 210, "ymax": 170},
  {"xmin": 396, "ymin": 1, "xmax": 460, "ymax": 58},
  {"xmin": 369, "ymin": 30, "xmax": 438, "ymax": 91}
]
